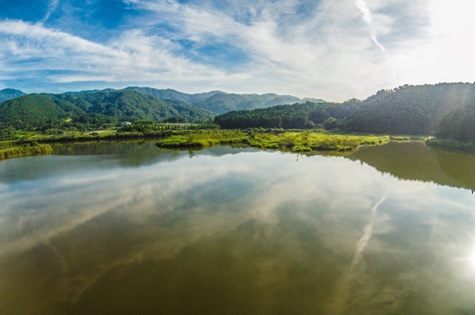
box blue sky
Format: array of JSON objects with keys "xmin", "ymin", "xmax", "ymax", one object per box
[{"xmin": 0, "ymin": 0, "xmax": 474, "ymax": 101}]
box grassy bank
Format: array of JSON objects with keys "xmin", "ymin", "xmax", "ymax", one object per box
[
  {"xmin": 0, "ymin": 142, "xmax": 53, "ymax": 160},
  {"xmin": 156, "ymin": 129, "xmax": 390, "ymax": 153}
]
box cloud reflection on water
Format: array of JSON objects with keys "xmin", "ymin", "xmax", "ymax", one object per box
[{"xmin": 0, "ymin": 146, "xmax": 473, "ymax": 314}]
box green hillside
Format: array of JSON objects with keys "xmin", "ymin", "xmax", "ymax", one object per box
[
  {"xmin": 125, "ymin": 87, "xmax": 221, "ymax": 104},
  {"xmin": 345, "ymin": 83, "xmax": 474, "ymax": 135},
  {"xmin": 125, "ymin": 87, "xmax": 304, "ymax": 114},
  {"xmin": 214, "ymin": 83, "xmax": 475, "ymax": 140},
  {"xmin": 192, "ymin": 92, "xmax": 302, "ymax": 114},
  {"xmin": 0, "ymin": 90, "xmax": 215, "ymax": 130},
  {"xmin": 0, "ymin": 94, "xmax": 82, "ymax": 129},
  {"xmin": 214, "ymin": 102, "xmax": 339, "ymax": 129},
  {"xmin": 57, "ymin": 90, "xmax": 214, "ymax": 122}
]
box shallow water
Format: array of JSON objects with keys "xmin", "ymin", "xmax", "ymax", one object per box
[{"xmin": 0, "ymin": 142, "xmax": 473, "ymax": 314}]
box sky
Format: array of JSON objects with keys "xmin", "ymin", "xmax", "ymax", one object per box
[{"xmin": 0, "ymin": 0, "xmax": 474, "ymax": 101}]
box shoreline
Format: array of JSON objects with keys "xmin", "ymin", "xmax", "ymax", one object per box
[{"xmin": 1, "ymin": 129, "xmax": 473, "ymax": 160}]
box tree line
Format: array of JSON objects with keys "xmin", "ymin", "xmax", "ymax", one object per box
[{"xmin": 214, "ymin": 83, "xmax": 475, "ymax": 143}]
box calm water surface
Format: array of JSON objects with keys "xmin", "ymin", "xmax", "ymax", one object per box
[{"xmin": 0, "ymin": 141, "xmax": 474, "ymax": 315}]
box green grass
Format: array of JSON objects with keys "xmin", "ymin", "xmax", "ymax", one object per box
[
  {"xmin": 157, "ymin": 130, "xmax": 249, "ymax": 148},
  {"xmin": 156, "ymin": 129, "xmax": 390, "ymax": 153}
]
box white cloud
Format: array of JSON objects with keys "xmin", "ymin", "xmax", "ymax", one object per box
[
  {"xmin": 0, "ymin": 20, "xmax": 244, "ymax": 92},
  {"xmin": 0, "ymin": 0, "xmax": 473, "ymax": 100},
  {"xmin": 389, "ymin": 0, "xmax": 475, "ymax": 86},
  {"xmin": 125, "ymin": 0, "xmax": 406, "ymax": 99}
]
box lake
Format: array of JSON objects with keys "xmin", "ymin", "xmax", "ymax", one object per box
[{"xmin": 0, "ymin": 141, "xmax": 474, "ymax": 315}]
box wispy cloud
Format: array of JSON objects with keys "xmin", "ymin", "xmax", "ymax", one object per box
[
  {"xmin": 0, "ymin": 0, "xmax": 473, "ymax": 100},
  {"xmin": 0, "ymin": 19, "xmax": 244, "ymax": 92},
  {"xmin": 129, "ymin": 0, "xmax": 395, "ymax": 98},
  {"xmin": 41, "ymin": 0, "xmax": 59, "ymax": 23},
  {"xmin": 355, "ymin": 0, "xmax": 387, "ymax": 53}
]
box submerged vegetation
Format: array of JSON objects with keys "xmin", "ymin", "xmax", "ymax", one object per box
[{"xmin": 156, "ymin": 129, "xmax": 390, "ymax": 153}]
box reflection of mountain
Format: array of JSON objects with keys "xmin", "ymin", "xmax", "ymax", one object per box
[
  {"xmin": 0, "ymin": 143, "xmax": 182, "ymax": 184},
  {"xmin": 0, "ymin": 142, "xmax": 259, "ymax": 184},
  {"xmin": 348, "ymin": 142, "xmax": 475, "ymax": 191},
  {"xmin": 51, "ymin": 141, "xmax": 257, "ymax": 166}
]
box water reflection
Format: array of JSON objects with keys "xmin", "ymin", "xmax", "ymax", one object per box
[
  {"xmin": 0, "ymin": 144, "xmax": 473, "ymax": 314},
  {"xmin": 349, "ymin": 141, "xmax": 475, "ymax": 191}
]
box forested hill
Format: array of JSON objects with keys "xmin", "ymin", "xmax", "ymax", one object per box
[
  {"xmin": 191, "ymin": 92, "xmax": 303, "ymax": 114},
  {"xmin": 214, "ymin": 102, "xmax": 340, "ymax": 129},
  {"xmin": 0, "ymin": 89, "xmax": 26, "ymax": 103},
  {"xmin": 0, "ymin": 87, "xmax": 323, "ymax": 129},
  {"xmin": 345, "ymin": 83, "xmax": 474, "ymax": 135},
  {"xmin": 214, "ymin": 83, "xmax": 475, "ymax": 138},
  {"xmin": 435, "ymin": 90, "xmax": 475, "ymax": 143},
  {"xmin": 0, "ymin": 90, "xmax": 214, "ymax": 129},
  {"xmin": 56, "ymin": 90, "xmax": 214, "ymax": 123},
  {"xmin": 126, "ymin": 87, "xmax": 322, "ymax": 114},
  {"xmin": 124, "ymin": 87, "xmax": 221, "ymax": 105},
  {"xmin": 0, "ymin": 94, "xmax": 82, "ymax": 130}
]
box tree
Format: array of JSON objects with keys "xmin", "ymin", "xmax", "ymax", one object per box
[{"xmin": 323, "ymin": 117, "xmax": 338, "ymax": 130}]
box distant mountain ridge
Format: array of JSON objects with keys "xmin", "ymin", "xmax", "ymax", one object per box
[
  {"xmin": 0, "ymin": 86, "xmax": 322, "ymax": 129},
  {"xmin": 124, "ymin": 87, "xmax": 323, "ymax": 114},
  {"xmin": 124, "ymin": 87, "xmax": 222, "ymax": 105},
  {"xmin": 0, "ymin": 88, "xmax": 26, "ymax": 102},
  {"xmin": 0, "ymin": 90, "xmax": 215, "ymax": 129},
  {"xmin": 0, "ymin": 86, "xmax": 323, "ymax": 117}
]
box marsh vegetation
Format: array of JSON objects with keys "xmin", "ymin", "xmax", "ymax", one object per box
[{"xmin": 156, "ymin": 129, "xmax": 390, "ymax": 153}]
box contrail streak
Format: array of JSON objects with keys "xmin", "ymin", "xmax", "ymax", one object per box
[
  {"xmin": 330, "ymin": 193, "xmax": 388, "ymax": 315},
  {"xmin": 351, "ymin": 193, "xmax": 388, "ymax": 269},
  {"xmin": 41, "ymin": 0, "xmax": 59, "ymax": 23},
  {"xmin": 355, "ymin": 0, "xmax": 387, "ymax": 53}
]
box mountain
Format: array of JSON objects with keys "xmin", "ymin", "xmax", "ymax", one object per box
[
  {"xmin": 344, "ymin": 83, "xmax": 475, "ymax": 135},
  {"xmin": 57, "ymin": 90, "xmax": 214, "ymax": 123},
  {"xmin": 124, "ymin": 87, "xmax": 306, "ymax": 114},
  {"xmin": 124, "ymin": 87, "xmax": 222, "ymax": 104},
  {"xmin": 0, "ymin": 86, "xmax": 313, "ymax": 129},
  {"xmin": 0, "ymin": 94, "xmax": 83, "ymax": 129},
  {"xmin": 191, "ymin": 92, "xmax": 302, "ymax": 114},
  {"xmin": 0, "ymin": 88, "xmax": 26, "ymax": 103},
  {"xmin": 4, "ymin": 83, "xmax": 471, "ymax": 138},
  {"xmin": 0, "ymin": 90, "xmax": 215, "ymax": 129},
  {"xmin": 214, "ymin": 83, "xmax": 475, "ymax": 137}
]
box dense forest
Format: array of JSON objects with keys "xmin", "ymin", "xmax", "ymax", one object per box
[
  {"xmin": 435, "ymin": 92, "xmax": 475, "ymax": 143},
  {"xmin": 0, "ymin": 90, "xmax": 214, "ymax": 130},
  {"xmin": 214, "ymin": 102, "xmax": 340, "ymax": 129},
  {"xmin": 0, "ymin": 87, "xmax": 316, "ymax": 130},
  {"xmin": 344, "ymin": 83, "xmax": 474, "ymax": 135},
  {"xmin": 214, "ymin": 83, "xmax": 475, "ymax": 142}
]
